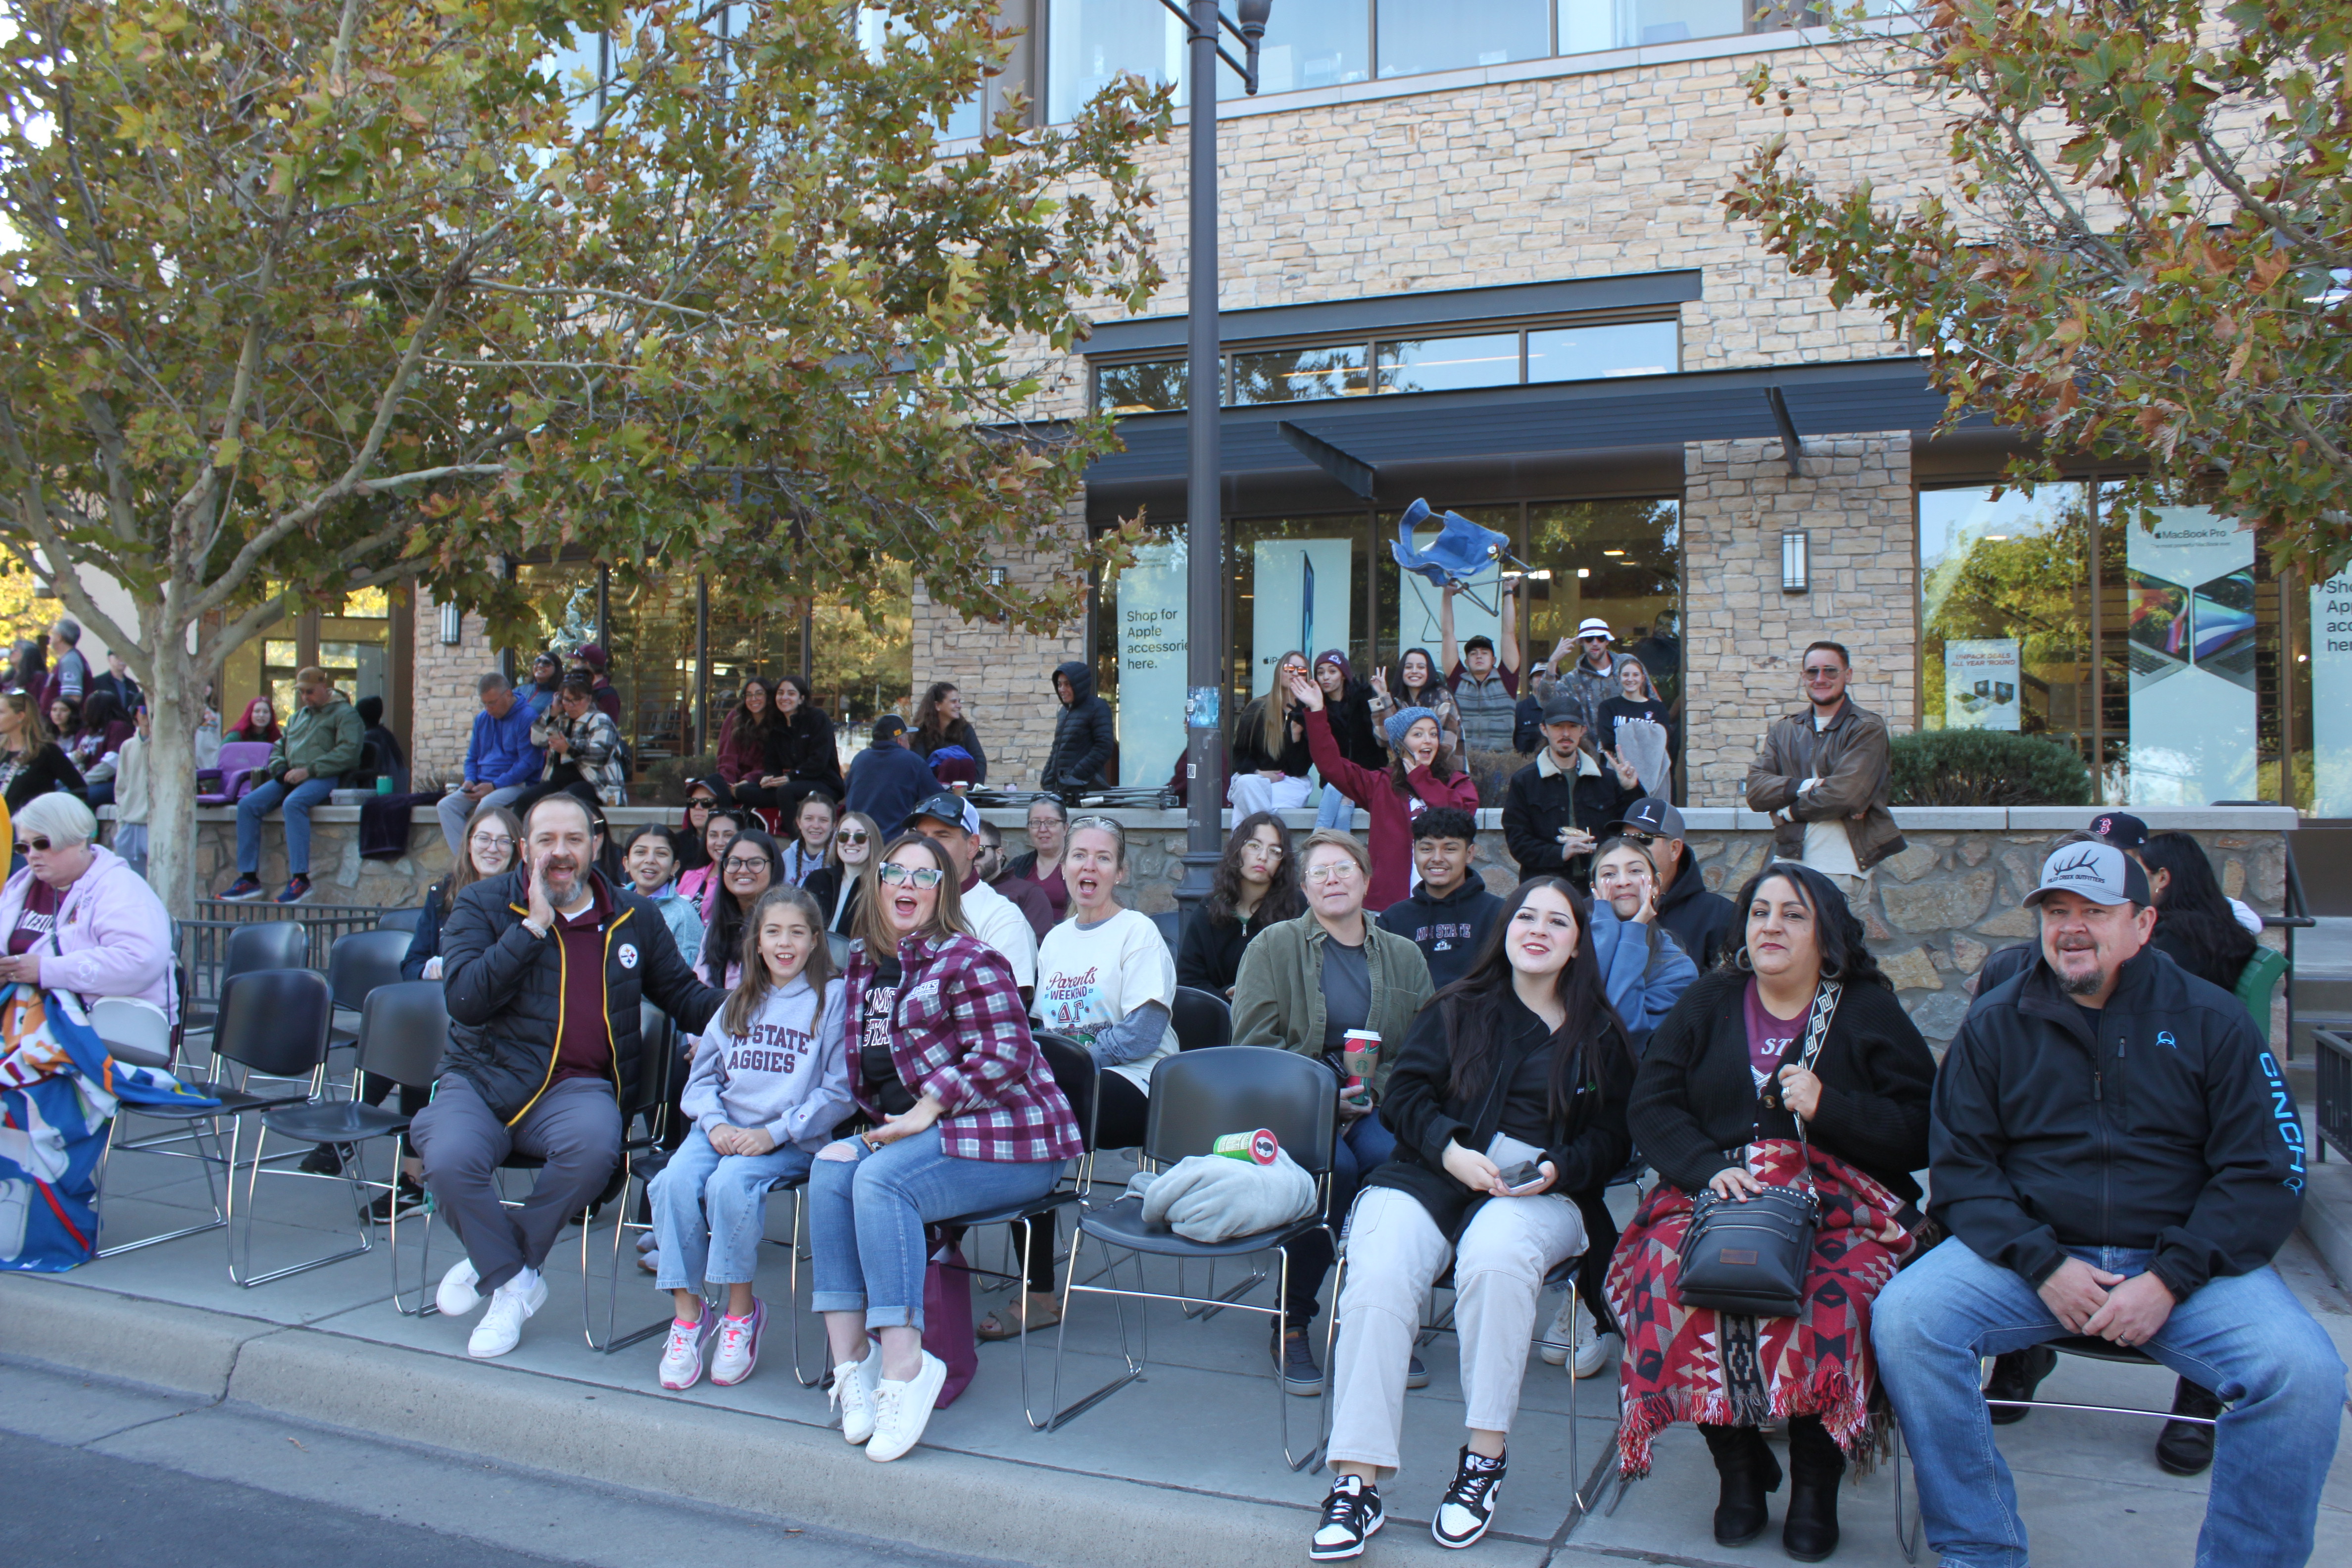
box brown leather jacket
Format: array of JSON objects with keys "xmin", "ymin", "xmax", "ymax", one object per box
[{"xmin": 1744, "ymin": 697, "xmax": 1907, "ymax": 872}]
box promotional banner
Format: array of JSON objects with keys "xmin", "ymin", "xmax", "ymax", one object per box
[
  {"xmin": 1393, "ymin": 529, "xmax": 1501, "ymax": 670},
  {"xmin": 1114, "ymin": 540, "xmax": 1188, "ymax": 792},
  {"xmin": 2126, "ymin": 508, "xmax": 2257, "ymax": 805},
  {"xmin": 2311, "ymin": 573, "xmax": 2352, "ymax": 817},
  {"xmin": 1250, "ymin": 539, "xmax": 1356, "ymax": 695},
  {"xmin": 1943, "ymin": 638, "xmax": 2021, "ymax": 731}
]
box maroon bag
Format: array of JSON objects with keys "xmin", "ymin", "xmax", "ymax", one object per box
[{"xmin": 922, "ymin": 1239, "xmax": 978, "ymax": 1408}]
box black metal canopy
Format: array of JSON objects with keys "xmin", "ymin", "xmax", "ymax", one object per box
[{"xmin": 1084, "ymin": 355, "xmax": 1976, "ymax": 495}]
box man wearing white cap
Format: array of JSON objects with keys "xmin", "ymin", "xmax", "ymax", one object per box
[
  {"xmin": 1558, "ymin": 615, "xmax": 1632, "ymax": 735},
  {"xmin": 1873, "ymin": 840, "xmax": 2341, "ymax": 1568}
]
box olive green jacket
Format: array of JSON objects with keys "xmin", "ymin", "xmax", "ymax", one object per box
[{"xmin": 1228, "ymin": 910, "xmax": 1434, "ymax": 1098}]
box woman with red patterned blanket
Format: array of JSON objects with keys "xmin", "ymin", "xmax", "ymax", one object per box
[{"xmin": 1606, "ymin": 862, "xmax": 1933, "ymax": 1562}]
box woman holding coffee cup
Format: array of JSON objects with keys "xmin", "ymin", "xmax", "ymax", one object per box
[{"xmin": 1230, "ymin": 829, "xmax": 1433, "ymax": 1396}]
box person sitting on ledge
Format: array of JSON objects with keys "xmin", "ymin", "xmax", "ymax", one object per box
[{"xmin": 410, "ymin": 793, "xmax": 724, "ymax": 1359}]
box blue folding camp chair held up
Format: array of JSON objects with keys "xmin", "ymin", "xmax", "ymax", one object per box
[{"xmin": 1389, "ymin": 497, "xmax": 1534, "ymax": 615}]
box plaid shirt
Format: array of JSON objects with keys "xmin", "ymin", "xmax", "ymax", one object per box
[{"xmin": 843, "ymin": 931, "xmax": 1081, "ymax": 1164}]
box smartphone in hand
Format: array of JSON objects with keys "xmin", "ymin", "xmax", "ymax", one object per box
[{"xmin": 1497, "ymin": 1160, "xmax": 1544, "ymax": 1194}]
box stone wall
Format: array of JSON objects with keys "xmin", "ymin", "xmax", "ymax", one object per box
[
  {"xmin": 1679, "ymin": 435, "xmax": 1918, "ymax": 804},
  {"xmin": 411, "ymin": 591, "xmax": 502, "ymax": 789},
  {"xmin": 169, "ymin": 808, "xmax": 455, "ymax": 911}
]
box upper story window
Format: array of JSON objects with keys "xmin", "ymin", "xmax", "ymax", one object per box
[
  {"xmin": 1092, "ymin": 313, "xmax": 1679, "ymax": 412},
  {"xmin": 1038, "ymin": 0, "xmax": 1802, "ymax": 125}
]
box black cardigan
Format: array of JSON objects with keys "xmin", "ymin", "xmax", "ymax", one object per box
[
  {"xmin": 1629, "ymin": 968, "xmax": 1935, "ymax": 1205},
  {"xmin": 1230, "ymin": 696, "xmax": 1311, "ymax": 778},
  {"xmin": 1369, "ymin": 992, "xmax": 1633, "ymax": 1245},
  {"xmin": 770, "ymin": 707, "xmax": 843, "ymax": 795},
  {"xmin": 2, "ymin": 742, "xmax": 86, "ymax": 813}
]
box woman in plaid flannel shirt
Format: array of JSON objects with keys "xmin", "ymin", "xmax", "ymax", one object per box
[{"xmin": 809, "ymin": 832, "xmax": 1082, "ymax": 1463}]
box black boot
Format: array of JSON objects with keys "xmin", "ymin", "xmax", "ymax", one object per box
[
  {"xmin": 1983, "ymin": 1345, "xmax": 2057, "ymax": 1425},
  {"xmin": 1700, "ymin": 1423, "xmax": 1782, "ymax": 1547},
  {"xmin": 1782, "ymin": 1416, "xmax": 1845, "ymax": 1562},
  {"xmin": 2154, "ymin": 1378, "xmax": 2224, "ymax": 1476}
]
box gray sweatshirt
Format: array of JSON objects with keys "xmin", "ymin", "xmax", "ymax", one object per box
[{"xmin": 680, "ymin": 976, "xmax": 853, "ymax": 1152}]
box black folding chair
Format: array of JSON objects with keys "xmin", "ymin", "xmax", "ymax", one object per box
[
  {"xmin": 187, "ymin": 970, "xmax": 346, "ymax": 1286},
  {"xmin": 184, "ymin": 921, "xmax": 309, "ymax": 1042},
  {"xmin": 1171, "ymin": 986, "xmax": 1232, "ymax": 1051},
  {"xmin": 937, "ymin": 1035, "xmax": 1098, "ymax": 1428},
  {"xmin": 243, "ymin": 980, "xmax": 445, "ymax": 1287},
  {"xmin": 1891, "ymin": 1336, "xmax": 2227, "ymax": 1563},
  {"xmin": 1148, "ymin": 907, "xmax": 1185, "ymax": 953},
  {"xmin": 374, "ymin": 906, "xmax": 425, "ymax": 934},
  {"xmin": 1046, "ymin": 1045, "xmax": 1338, "ymax": 1470},
  {"xmin": 325, "ymin": 928, "xmax": 416, "ymax": 1052}
]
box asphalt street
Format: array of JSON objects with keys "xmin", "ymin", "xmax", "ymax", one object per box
[{"xmin": 0, "ymin": 1358, "xmax": 1010, "ymax": 1568}]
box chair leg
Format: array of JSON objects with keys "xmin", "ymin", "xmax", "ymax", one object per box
[
  {"xmin": 94, "ymin": 1112, "xmax": 231, "ymax": 1259},
  {"xmin": 584, "ymin": 1153, "xmax": 670, "ymax": 1353},
  {"xmin": 1893, "ymin": 1417, "xmax": 1922, "ymax": 1564},
  {"xmin": 225, "ymin": 1117, "xmax": 376, "ymax": 1289},
  {"xmin": 1043, "ymin": 1228, "xmax": 1149, "ymax": 1432},
  {"xmin": 1275, "ymin": 1239, "xmax": 1326, "ymax": 1473}
]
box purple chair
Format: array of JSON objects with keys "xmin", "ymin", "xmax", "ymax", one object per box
[{"xmin": 197, "ymin": 741, "xmax": 276, "ymax": 807}]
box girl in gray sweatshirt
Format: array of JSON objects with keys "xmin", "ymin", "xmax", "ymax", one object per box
[{"xmin": 648, "ymin": 885, "xmax": 853, "ymax": 1392}]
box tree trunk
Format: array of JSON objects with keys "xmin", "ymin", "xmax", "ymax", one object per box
[{"xmin": 142, "ymin": 604, "xmax": 203, "ymax": 922}]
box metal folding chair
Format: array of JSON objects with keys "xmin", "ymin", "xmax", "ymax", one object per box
[
  {"xmin": 1046, "ymin": 1045, "xmax": 1338, "ymax": 1470},
  {"xmin": 1171, "ymin": 986, "xmax": 1232, "ymax": 1052}
]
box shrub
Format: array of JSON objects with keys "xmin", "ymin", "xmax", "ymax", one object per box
[{"xmin": 1889, "ymin": 729, "xmax": 2092, "ymax": 807}]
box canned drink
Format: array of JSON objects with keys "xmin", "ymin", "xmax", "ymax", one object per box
[{"xmin": 1213, "ymin": 1128, "xmax": 1280, "ymax": 1165}]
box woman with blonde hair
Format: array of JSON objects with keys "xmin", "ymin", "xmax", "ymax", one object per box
[
  {"xmin": 1229, "ymin": 650, "xmax": 1314, "ymax": 816},
  {"xmin": 804, "ymin": 809, "xmax": 881, "ymax": 936}
]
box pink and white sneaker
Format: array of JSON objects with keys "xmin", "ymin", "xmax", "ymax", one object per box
[
  {"xmin": 658, "ymin": 1312, "xmax": 718, "ymax": 1390},
  {"xmin": 710, "ymin": 1300, "xmax": 766, "ymax": 1387}
]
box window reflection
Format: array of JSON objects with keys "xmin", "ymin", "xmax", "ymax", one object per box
[
  {"xmin": 1232, "ymin": 344, "xmax": 1371, "ymax": 404},
  {"xmin": 1917, "ymin": 485, "xmax": 2094, "ymax": 759},
  {"xmin": 1375, "ymin": 334, "xmax": 1521, "ymax": 394},
  {"xmin": 1525, "ymin": 320, "xmax": 1677, "ymax": 381},
  {"xmin": 1376, "ymin": 0, "xmax": 1551, "ymax": 77},
  {"xmin": 1097, "ymin": 359, "xmax": 1190, "ymax": 413}
]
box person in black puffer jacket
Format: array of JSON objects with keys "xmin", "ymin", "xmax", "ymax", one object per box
[
  {"xmin": 407, "ymin": 794, "xmax": 724, "ymax": 1359},
  {"xmin": 1041, "ymin": 659, "xmax": 1113, "ymax": 799}
]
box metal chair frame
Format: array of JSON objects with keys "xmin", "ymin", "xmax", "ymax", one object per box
[
  {"xmin": 203, "ymin": 970, "xmax": 358, "ymax": 1286},
  {"xmin": 1045, "ymin": 1046, "xmax": 1339, "ymax": 1471},
  {"xmin": 1890, "ymin": 1338, "xmax": 2227, "ymax": 1563}
]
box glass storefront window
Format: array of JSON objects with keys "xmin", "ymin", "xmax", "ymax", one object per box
[
  {"xmin": 1046, "ymin": 0, "xmax": 1186, "ymax": 124},
  {"xmin": 1918, "ymin": 486, "xmax": 2095, "ymax": 765},
  {"xmin": 1525, "ymin": 319, "xmax": 1678, "ymax": 382},
  {"xmin": 808, "ymin": 561, "xmax": 915, "ymax": 737},
  {"xmin": 1232, "ymin": 343, "xmax": 1371, "ymax": 404},
  {"xmin": 608, "ymin": 572, "xmax": 699, "ymax": 778},
  {"xmin": 1251, "ymin": 0, "xmax": 1372, "ymax": 93},
  {"xmin": 1522, "ymin": 498, "xmax": 1682, "ymax": 708},
  {"xmin": 1234, "ymin": 513, "xmax": 1373, "ymax": 703},
  {"xmin": 1376, "ymin": 0, "xmax": 1551, "ymax": 77},
  {"xmin": 1557, "ymin": 0, "xmax": 1749, "ymax": 50},
  {"xmin": 1374, "ymin": 333, "xmax": 1522, "ymax": 394}
]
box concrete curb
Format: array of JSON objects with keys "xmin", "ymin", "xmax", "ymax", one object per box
[
  {"xmin": 0, "ymin": 1273, "xmax": 1535, "ymax": 1568},
  {"xmin": 0, "ymin": 1274, "xmax": 283, "ymax": 1400}
]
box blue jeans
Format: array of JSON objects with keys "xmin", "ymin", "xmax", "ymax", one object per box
[
  {"xmin": 1284, "ymin": 1108, "xmax": 1396, "ymax": 1329},
  {"xmin": 1874, "ymin": 1238, "xmax": 2346, "ymax": 1568},
  {"xmin": 1315, "ymin": 782, "xmax": 1358, "ymax": 830},
  {"xmin": 646, "ymin": 1128, "xmax": 813, "ymax": 1292},
  {"xmin": 235, "ymin": 775, "xmax": 339, "ymax": 876},
  {"xmin": 807, "ymin": 1126, "xmax": 1063, "ymax": 1333}
]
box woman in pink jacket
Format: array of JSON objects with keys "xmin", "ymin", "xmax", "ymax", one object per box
[
  {"xmin": 0, "ymin": 792, "xmax": 175, "ymax": 1023},
  {"xmin": 1293, "ymin": 666, "xmax": 1483, "ymax": 912}
]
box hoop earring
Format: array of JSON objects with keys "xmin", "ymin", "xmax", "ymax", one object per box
[
  {"xmin": 1820, "ymin": 959, "xmax": 1843, "ymax": 981},
  {"xmin": 1733, "ymin": 947, "xmax": 1754, "ymax": 972}
]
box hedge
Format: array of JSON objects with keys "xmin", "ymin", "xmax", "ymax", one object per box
[{"xmin": 1888, "ymin": 728, "xmax": 2092, "ymax": 807}]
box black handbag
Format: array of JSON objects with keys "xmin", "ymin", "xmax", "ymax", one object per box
[{"xmin": 1673, "ymin": 981, "xmax": 1841, "ymax": 1319}]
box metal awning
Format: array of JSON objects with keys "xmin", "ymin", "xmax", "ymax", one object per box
[{"xmin": 1084, "ymin": 355, "xmax": 1976, "ymax": 492}]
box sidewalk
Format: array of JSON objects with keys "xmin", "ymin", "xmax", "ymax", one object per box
[{"xmin": 5, "ymin": 1130, "xmax": 2347, "ymax": 1568}]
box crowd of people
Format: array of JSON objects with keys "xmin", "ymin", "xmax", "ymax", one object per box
[{"xmin": 7, "ymin": 607, "xmax": 2339, "ymax": 1564}]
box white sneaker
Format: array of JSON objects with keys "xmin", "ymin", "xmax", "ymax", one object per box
[
  {"xmin": 658, "ymin": 1311, "xmax": 717, "ymax": 1390},
  {"xmin": 467, "ymin": 1268, "xmax": 546, "ymax": 1358},
  {"xmin": 710, "ymin": 1301, "xmax": 766, "ymax": 1387},
  {"xmin": 867, "ymin": 1350, "xmax": 948, "ymax": 1463},
  {"xmin": 831, "ymin": 1347, "xmax": 882, "ymax": 1444},
  {"xmin": 1538, "ymin": 1295, "xmax": 1579, "ymax": 1366},
  {"xmin": 436, "ymin": 1258, "xmax": 482, "ymax": 1317}
]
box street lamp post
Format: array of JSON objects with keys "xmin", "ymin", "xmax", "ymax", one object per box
[{"xmin": 1167, "ymin": 0, "xmax": 1270, "ymax": 922}]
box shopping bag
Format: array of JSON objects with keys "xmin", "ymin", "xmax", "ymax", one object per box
[{"xmin": 922, "ymin": 1239, "xmax": 979, "ymax": 1408}]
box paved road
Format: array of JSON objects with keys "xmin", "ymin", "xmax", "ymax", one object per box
[{"xmin": 0, "ymin": 1359, "xmax": 1006, "ymax": 1568}]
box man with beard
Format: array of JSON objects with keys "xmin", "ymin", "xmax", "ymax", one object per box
[
  {"xmin": 410, "ymin": 793, "xmax": 725, "ymax": 1358},
  {"xmin": 1873, "ymin": 842, "xmax": 2340, "ymax": 1568}
]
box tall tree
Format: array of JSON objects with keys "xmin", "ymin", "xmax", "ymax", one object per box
[
  {"xmin": 1725, "ymin": 0, "xmax": 2351, "ymax": 568},
  {"xmin": 0, "ymin": 0, "xmax": 1166, "ymax": 913}
]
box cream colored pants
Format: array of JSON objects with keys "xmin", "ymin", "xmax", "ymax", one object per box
[{"xmin": 1325, "ymin": 1181, "xmax": 1587, "ymax": 1476}]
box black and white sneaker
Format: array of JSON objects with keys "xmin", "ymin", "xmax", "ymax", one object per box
[
  {"xmin": 1431, "ymin": 1446, "xmax": 1505, "ymax": 1550},
  {"xmin": 1310, "ymin": 1474, "xmax": 1384, "ymax": 1561}
]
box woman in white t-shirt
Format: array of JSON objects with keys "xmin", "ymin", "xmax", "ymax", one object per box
[{"xmin": 978, "ymin": 815, "xmax": 1177, "ymax": 1341}]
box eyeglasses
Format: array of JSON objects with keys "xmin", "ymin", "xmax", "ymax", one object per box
[
  {"xmin": 835, "ymin": 830, "xmax": 869, "ymax": 845},
  {"xmin": 1305, "ymin": 863, "xmax": 1361, "ymax": 884},
  {"xmin": 469, "ymin": 833, "xmax": 515, "ymax": 851},
  {"xmin": 879, "ymin": 862, "xmax": 946, "ymax": 888},
  {"xmin": 722, "ymin": 856, "xmax": 771, "ymax": 875}
]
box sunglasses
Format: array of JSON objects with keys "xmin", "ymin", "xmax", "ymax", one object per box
[
  {"xmin": 1614, "ymin": 829, "xmax": 1658, "ymax": 845},
  {"xmin": 835, "ymin": 829, "xmax": 870, "ymax": 845},
  {"xmin": 1803, "ymin": 665, "xmax": 1843, "ymax": 678},
  {"xmin": 879, "ymin": 862, "xmax": 945, "ymax": 888},
  {"xmin": 16, "ymin": 837, "xmax": 52, "ymax": 854}
]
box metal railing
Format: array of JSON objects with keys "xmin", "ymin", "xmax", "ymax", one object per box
[
  {"xmin": 2315, "ymin": 1029, "xmax": 2352, "ymax": 1165},
  {"xmin": 175, "ymin": 899, "xmax": 398, "ymax": 1024}
]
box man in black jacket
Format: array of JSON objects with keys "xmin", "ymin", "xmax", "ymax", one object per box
[
  {"xmin": 1375, "ymin": 807, "xmax": 1504, "ymax": 989},
  {"xmin": 1873, "ymin": 842, "xmax": 2341, "ymax": 1568},
  {"xmin": 409, "ymin": 794, "xmax": 725, "ymax": 1359},
  {"xmin": 1499, "ymin": 689, "xmax": 1639, "ymax": 889},
  {"xmin": 1041, "ymin": 660, "xmax": 1112, "ymax": 799},
  {"xmin": 1603, "ymin": 797, "xmax": 1735, "ymax": 972}
]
